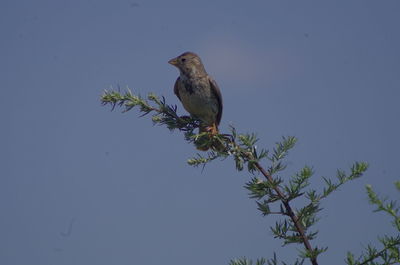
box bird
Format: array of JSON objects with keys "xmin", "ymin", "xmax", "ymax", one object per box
[{"xmin": 168, "ymin": 52, "xmax": 223, "ymax": 142}]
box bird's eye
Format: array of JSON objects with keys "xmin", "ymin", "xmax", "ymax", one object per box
[{"xmin": 181, "ymin": 58, "xmax": 186, "ymax": 62}]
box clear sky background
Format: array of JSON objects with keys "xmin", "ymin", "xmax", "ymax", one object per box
[{"xmin": 1, "ymin": 0, "xmax": 399, "ymax": 264}]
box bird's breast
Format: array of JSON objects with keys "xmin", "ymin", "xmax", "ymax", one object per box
[{"xmin": 178, "ymin": 77, "xmax": 219, "ymax": 125}]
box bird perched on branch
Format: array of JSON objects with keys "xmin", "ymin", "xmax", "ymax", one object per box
[{"xmin": 168, "ymin": 52, "xmax": 223, "ymax": 150}]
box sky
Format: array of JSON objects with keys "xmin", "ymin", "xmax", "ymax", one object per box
[{"xmin": 1, "ymin": 0, "xmax": 400, "ymax": 264}]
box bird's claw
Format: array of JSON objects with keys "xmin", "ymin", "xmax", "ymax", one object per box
[{"xmin": 205, "ymin": 124, "xmax": 218, "ymax": 135}]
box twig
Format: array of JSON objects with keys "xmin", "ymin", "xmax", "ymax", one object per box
[{"xmin": 254, "ymin": 162, "xmax": 318, "ymax": 265}]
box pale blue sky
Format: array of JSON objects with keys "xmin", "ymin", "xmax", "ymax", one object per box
[{"xmin": 1, "ymin": 0, "xmax": 400, "ymax": 264}]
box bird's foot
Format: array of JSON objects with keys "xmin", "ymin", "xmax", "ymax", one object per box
[{"xmin": 205, "ymin": 124, "xmax": 218, "ymax": 135}]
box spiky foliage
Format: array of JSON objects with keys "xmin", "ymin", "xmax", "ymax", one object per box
[
  {"xmin": 101, "ymin": 88, "xmax": 398, "ymax": 265},
  {"xmin": 346, "ymin": 182, "xmax": 400, "ymax": 265}
]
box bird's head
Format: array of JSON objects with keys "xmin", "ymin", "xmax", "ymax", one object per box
[{"xmin": 168, "ymin": 52, "xmax": 207, "ymax": 78}]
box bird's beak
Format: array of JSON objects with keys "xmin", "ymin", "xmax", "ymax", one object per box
[{"xmin": 168, "ymin": 57, "xmax": 178, "ymax": 66}]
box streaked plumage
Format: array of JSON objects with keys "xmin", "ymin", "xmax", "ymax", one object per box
[{"xmin": 168, "ymin": 52, "xmax": 223, "ymax": 136}]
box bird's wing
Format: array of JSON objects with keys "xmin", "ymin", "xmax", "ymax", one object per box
[
  {"xmin": 208, "ymin": 76, "xmax": 223, "ymax": 125},
  {"xmin": 173, "ymin": 77, "xmax": 182, "ymax": 101}
]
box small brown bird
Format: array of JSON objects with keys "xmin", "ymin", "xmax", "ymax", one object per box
[{"xmin": 168, "ymin": 52, "xmax": 223, "ymax": 138}]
